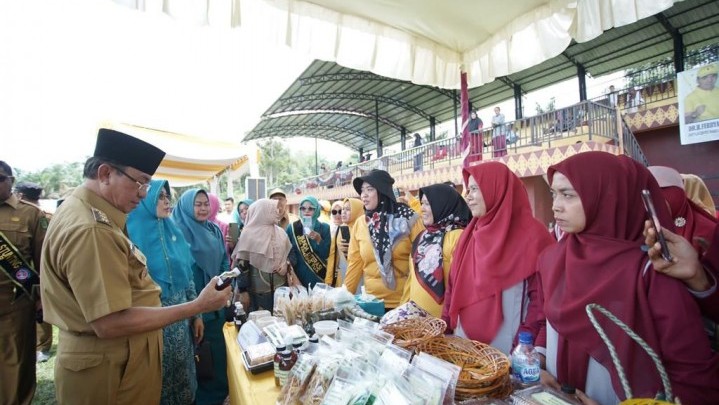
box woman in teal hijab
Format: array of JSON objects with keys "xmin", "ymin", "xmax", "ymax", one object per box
[
  {"xmin": 127, "ymin": 180, "xmax": 201, "ymax": 405},
  {"xmin": 232, "ymin": 198, "xmax": 254, "ymax": 227},
  {"xmin": 172, "ymin": 188, "xmax": 230, "ymax": 405},
  {"xmin": 287, "ymin": 196, "xmax": 331, "ymax": 288}
]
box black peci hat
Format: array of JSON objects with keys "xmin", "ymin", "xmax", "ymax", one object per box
[
  {"xmin": 93, "ymin": 129, "xmax": 166, "ymax": 175},
  {"xmin": 352, "ymin": 169, "xmax": 395, "ymax": 202},
  {"xmin": 15, "ymin": 182, "xmax": 43, "ymax": 200}
]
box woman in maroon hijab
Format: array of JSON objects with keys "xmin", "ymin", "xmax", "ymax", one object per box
[
  {"xmin": 442, "ymin": 162, "xmax": 553, "ymax": 355},
  {"xmin": 648, "ymin": 165, "xmax": 718, "ymax": 255},
  {"xmin": 539, "ymin": 151, "xmax": 719, "ymax": 404}
]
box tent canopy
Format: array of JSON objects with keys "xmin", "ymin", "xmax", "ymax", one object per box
[
  {"xmin": 115, "ymin": 0, "xmax": 683, "ymax": 89},
  {"xmin": 105, "ymin": 123, "xmax": 249, "ymax": 186}
]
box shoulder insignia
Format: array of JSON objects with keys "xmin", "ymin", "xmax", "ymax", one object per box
[
  {"xmin": 39, "ymin": 217, "xmax": 49, "ymax": 230},
  {"xmin": 91, "ymin": 207, "xmax": 111, "ymax": 225}
]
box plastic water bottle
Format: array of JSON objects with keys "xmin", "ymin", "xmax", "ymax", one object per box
[{"xmin": 511, "ymin": 331, "xmax": 541, "ymax": 387}]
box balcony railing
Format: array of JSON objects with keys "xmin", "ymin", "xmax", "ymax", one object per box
[{"xmin": 276, "ymin": 100, "xmax": 647, "ymax": 194}]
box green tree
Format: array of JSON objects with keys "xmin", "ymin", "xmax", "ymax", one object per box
[
  {"xmin": 535, "ymin": 97, "xmax": 556, "ymax": 115},
  {"xmin": 16, "ymin": 161, "xmax": 84, "ymax": 198},
  {"xmin": 258, "ymin": 139, "xmax": 291, "ymax": 186}
]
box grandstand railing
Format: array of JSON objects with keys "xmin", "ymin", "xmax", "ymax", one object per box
[{"xmin": 276, "ymin": 100, "xmax": 648, "ymax": 194}]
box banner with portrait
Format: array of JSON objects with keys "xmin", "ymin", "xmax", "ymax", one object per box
[{"xmin": 677, "ymin": 62, "xmax": 719, "ymax": 145}]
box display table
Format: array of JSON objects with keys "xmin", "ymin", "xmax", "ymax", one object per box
[{"xmin": 223, "ymin": 323, "xmax": 280, "ymax": 405}]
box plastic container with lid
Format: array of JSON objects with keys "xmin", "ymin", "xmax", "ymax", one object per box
[{"xmin": 313, "ymin": 320, "xmax": 338, "ymax": 338}]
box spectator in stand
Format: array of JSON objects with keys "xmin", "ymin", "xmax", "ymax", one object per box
[
  {"xmin": 491, "ymin": 106, "xmax": 507, "ymax": 157},
  {"xmin": 413, "ymin": 133, "xmax": 423, "ymax": 172},
  {"xmin": 344, "ymin": 170, "xmax": 424, "ymax": 311},
  {"xmin": 607, "ymin": 85, "xmax": 617, "ymax": 108},
  {"xmin": 127, "ymin": 180, "xmax": 203, "ymax": 405},
  {"xmin": 326, "ymin": 198, "xmax": 364, "ymax": 288},
  {"xmin": 217, "ymin": 197, "xmax": 234, "ymax": 224},
  {"xmin": 535, "ymin": 151, "xmax": 719, "ymax": 404},
  {"xmin": 467, "ymin": 110, "xmax": 483, "ymax": 155},
  {"xmin": 442, "ymin": 162, "xmax": 553, "ymax": 355},
  {"xmin": 403, "ymin": 183, "xmax": 472, "ymax": 318},
  {"xmin": 172, "ymin": 188, "xmax": 231, "ymax": 405}
]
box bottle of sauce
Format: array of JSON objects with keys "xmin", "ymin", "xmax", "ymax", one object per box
[
  {"xmin": 278, "ymin": 348, "xmax": 296, "ymax": 386},
  {"xmin": 273, "ymin": 345, "xmax": 285, "ymax": 387}
]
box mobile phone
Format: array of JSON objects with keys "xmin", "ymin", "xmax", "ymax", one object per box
[
  {"xmin": 339, "ymin": 225, "xmax": 350, "ymax": 242},
  {"xmin": 393, "ymin": 187, "xmax": 402, "ymax": 199},
  {"xmin": 228, "ymin": 223, "xmax": 240, "ymax": 244},
  {"xmin": 640, "ymin": 189, "xmax": 673, "ymax": 262}
]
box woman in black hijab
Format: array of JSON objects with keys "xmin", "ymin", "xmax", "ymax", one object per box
[
  {"xmin": 344, "ymin": 170, "xmax": 425, "ymax": 310},
  {"xmin": 402, "ymin": 183, "xmax": 472, "ymax": 317}
]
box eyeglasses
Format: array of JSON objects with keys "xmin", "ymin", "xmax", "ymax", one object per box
[
  {"xmin": 111, "ymin": 165, "xmax": 151, "ymax": 193},
  {"xmin": 300, "ymin": 206, "xmax": 315, "ymax": 211},
  {"xmin": 158, "ymin": 192, "xmax": 171, "ymax": 201},
  {"xmin": 331, "ymin": 210, "xmax": 341, "ymax": 215},
  {"xmin": 0, "ymin": 175, "xmax": 14, "ymax": 183}
]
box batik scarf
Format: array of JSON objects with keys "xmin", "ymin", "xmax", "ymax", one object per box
[{"xmin": 412, "ymin": 184, "xmax": 471, "ymax": 304}]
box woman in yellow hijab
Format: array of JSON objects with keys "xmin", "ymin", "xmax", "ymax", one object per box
[{"xmin": 326, "ymin": 198, "xmax": 364, "ymax": 287}]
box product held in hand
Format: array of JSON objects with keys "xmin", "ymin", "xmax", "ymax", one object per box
[{"xmin": 216, "ymin": 267, "xmax": 241, "ymax": 290}]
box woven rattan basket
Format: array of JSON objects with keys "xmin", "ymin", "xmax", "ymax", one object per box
[
  {"xmin": 416, "ymin": 336, "xmax": 512, "ymax": 400},
  {"xmin": 380, "ymin": 317, "xmax": 447, "ymax": 351}
]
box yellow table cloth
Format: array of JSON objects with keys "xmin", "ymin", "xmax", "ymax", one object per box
[{"xmin": 223, "ymin": 323, "xmax": 280, "ymax": 405}]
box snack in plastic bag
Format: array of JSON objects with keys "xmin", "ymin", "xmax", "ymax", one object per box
[{"xmin": 277, "ymin": 354, "xmax": 317, "ymax": 405}]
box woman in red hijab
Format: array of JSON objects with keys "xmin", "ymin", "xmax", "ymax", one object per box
[
  {"xmin": 539, "ymin": 152, "xmax": 719, "ymax": 404},
  {"xmin": 442, "ymin": 162, "xmax": 553, "ymax": 355},
  {"xmin": 649, "ymin": 165, "xmax": 718, "ymax": 255}
]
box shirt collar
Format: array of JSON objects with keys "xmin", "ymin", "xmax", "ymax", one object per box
[{"xmin": 73, "ymin": 186, "xmax": 128, "ymax": 229}]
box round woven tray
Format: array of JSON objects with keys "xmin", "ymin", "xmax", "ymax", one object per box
[
  {"xmin": 380, "ymin": 317, "xmax": 447, "ymax": 351},
  {"xmin": 416, "ymin": 336, "xmax": 511, "ymax": 400}
]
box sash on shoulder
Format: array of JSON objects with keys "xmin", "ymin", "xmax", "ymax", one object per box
[
  {"xmin": 291, "ymin": 220, "xmax": 327, "ymax": 281},
  {"xmin": 0, "ymin": 231, "xmax": 39, "ymax": 300}
]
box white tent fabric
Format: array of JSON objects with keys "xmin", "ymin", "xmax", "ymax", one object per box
[
  {"xmin": 114, "ymin": 0, "xmax": 682, "ymax": 89},
  {"xmin": 104, "ymin": 123, "xmax": 249, "ymax": 186}
]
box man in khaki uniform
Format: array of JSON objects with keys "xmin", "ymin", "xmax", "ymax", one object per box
[
  {"xmin": 0, "ymin": 162, "xmax": 47, "ymax": 405},
  {"xmin": 14, "ymin": 181, "xmax": 54, "ymax": 363},
  {"xmin": 41, "ymin": 129, "xmax": 232, "ymax": 405}
]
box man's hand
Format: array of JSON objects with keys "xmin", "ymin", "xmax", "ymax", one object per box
[
  {"xmin": 338, "ymin": 240, "xmax": 349, "ymax": 255},
  {"xmin": 196, "ymin": 276, "xmax": 233, "ymax": 312},
  {"xmin": 643, "ymin": 220, "xmax": 711, "ymax": 291}
]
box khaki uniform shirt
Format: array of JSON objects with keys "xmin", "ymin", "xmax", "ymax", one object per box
[
  {"xmin": 0, "ymin": 194, "xmax": 46, "ymax": 313},
  {"xmin": 40, "ymin": 186, "xmax": 162, "ymax": 405}
]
